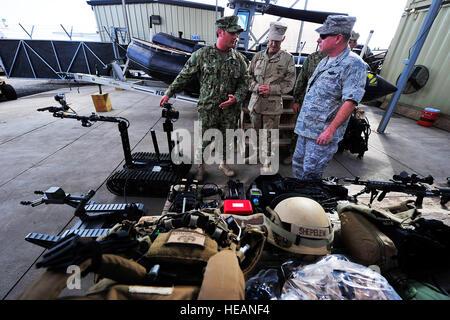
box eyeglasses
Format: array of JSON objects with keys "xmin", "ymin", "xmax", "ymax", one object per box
[{"xmin": 319, "ymin": 34, "xmax": 338, "ymax": 40}]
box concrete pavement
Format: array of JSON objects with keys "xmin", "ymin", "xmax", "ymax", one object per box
[{"xmin": 0, "ymin": 84, "xmax": 448, "ymax": 299}]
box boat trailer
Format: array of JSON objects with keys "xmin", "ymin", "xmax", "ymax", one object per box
[{"xmin": 59, "ymin": 68, "xmax": 199, "ymax": 105}]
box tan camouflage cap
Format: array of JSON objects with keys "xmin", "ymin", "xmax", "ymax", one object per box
[
  {"xmin": 350, "ymin": 30, "xmax": 360, "ymax": 41},
  {"xmin": 267, "ymin": 21, "xmax": 287, "ymax": 41},
  {"xmin": 315, "ymin": 15, "xmax": 356, "ymax": 35},
  {"xmin": 216, "ymin": 15, "xmax": 244, "ymax": 33}
]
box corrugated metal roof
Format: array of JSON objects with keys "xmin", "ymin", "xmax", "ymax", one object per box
[
  {"xmin": 92, "ymin": 1, "xmax": 221, "ymax": 44},
  {"xmin": 86, "ymin": 0, "xmax": 224, "ymax": 12}
]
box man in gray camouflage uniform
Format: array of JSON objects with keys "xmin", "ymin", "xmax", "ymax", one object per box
[
  {"xmin": 160, "ymin": 16, "xmax": 250, "ymax": 181},
  {"xmin": 293, "ymin": 15, "xmax": 367, "ymax": 180},
  {"xmin": 283, "ymin": 49, "xmax": 326, "ymax": 165},
  {"xmin": 246, "ymin": 21, "xmax": 296, "ymax": 171}
]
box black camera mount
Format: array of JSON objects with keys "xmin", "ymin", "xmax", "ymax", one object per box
[{"xmin": 37, "ymin": 95, "xmax": 191, "ymax": 197}]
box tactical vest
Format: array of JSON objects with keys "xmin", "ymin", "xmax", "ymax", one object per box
[
  {"xmin": 19, "ymin": 210, "xmax": 265, "ymax": 300},
  {"xmin": 337, "ymin": 202, "xmax": 450, "ymax": 297}
]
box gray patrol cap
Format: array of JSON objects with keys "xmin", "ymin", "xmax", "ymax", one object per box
[
  {"xmin": 216, "ymin": 15, "xmax": 244, "ymax": 33},
  {"xmin": 267, "ymin": 21, "xmax": 287, "ymax": 41},
  {"xmin": 350, "ymin": 30, "xmax": 360, "ymax": 41},
  {"xmin": 315, "ymin": 15, "xmax": 356, "ymax": 35}
]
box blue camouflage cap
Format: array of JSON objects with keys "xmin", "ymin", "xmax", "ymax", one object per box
[
  {"xmin": 315, "ymin": 15, "xmax": 356, "ymax": 35},
  {"xmin": 216, "ymin": 15, "xmax": 244, "ymax": 33}
]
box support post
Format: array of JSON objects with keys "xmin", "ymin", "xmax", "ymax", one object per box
[
  {"xmin": 360, "ymin": 30, "xmax": 374, "ymax": 58},
  {"xmin": 295, "ymin": 0, "xmax": 308, "ymax": 55},
  {"xmin": 377, "ymin": 0, "xmax": 442, "ymax": 133},
  {"xmin": 122, "ymin": 0, "xmax": 131, "ymax": 44}
]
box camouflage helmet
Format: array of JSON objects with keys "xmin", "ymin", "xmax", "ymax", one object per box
[{"xmin": 264, "ymin": 196, "xmax": 334, "ymax": 255}]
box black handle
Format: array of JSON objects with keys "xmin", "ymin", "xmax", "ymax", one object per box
[
  {"xmin": 377, "ymin": 190, "xmax": 387, "ymax": 202},
  {"xmin": 73, "ymin": 189, "xmax": 96, "ymax": 219}
]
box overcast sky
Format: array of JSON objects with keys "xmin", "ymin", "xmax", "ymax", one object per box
[{"xmin": 0, "ymin": 0, "xmax": 408, "ymax": 48}]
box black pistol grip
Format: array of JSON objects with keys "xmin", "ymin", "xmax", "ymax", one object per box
[{"xmin": 377, "ymin": 191, "xmax": 387, "ymax": 202}]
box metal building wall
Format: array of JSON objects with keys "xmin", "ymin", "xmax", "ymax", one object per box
[
  {"xmin": 92, "ymin": 2, "xmax": 222, "ymax": 45},
  {"xmin": 379, "ymin": 0, "xmax": 449, "ymax": 115}
]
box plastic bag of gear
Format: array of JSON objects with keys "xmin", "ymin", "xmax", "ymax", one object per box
[{"xmin": 279, "ymin": 254, "xmax": 401, "ymax": 300}]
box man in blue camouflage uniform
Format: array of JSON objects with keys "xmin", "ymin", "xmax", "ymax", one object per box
[
  {"xmin": 160, "ymin": 16, "xmax": 249, "ymax": 181},
  {"xmin": 293, "ymin": 15, "xmax": 367, "ymax": 180},
  {"xmin": 283, "ymin": 50, "xmax": 326, "ymax": 165}
]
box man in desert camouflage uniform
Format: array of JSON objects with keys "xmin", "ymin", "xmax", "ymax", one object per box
[
  {"xmin": 293, "ymin": 15, "xmax": 367, "ymax": 180},
  {"xmin": 246, "ymin": 21, "xmax": 296, "ymax": 171},
  {"xmin": 160, "ymin": 16, "xmax": 250, "ymax": 181},
  {"xmin": 283, "ymin": 50, "xmax": 326, "ymax": 165},
  {"xmin": 349, "ymin": 30, "xmax": 360, "ymax": 50}
]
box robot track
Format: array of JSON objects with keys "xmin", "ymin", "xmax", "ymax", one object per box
[{"xmin": 106, "ymin": 152, "xmax": 192, "ymax": 197}]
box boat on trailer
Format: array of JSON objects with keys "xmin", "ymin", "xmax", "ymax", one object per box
[{"xmin": 126, "ymin": 32, "xmax": 397, "ymax": 103}]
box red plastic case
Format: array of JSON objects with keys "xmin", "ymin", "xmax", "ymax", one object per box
[{"xmin": 223, "ymin": 200, "xmax": 253, "ymax": 215}]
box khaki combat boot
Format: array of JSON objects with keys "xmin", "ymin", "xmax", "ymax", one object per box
[
  {"xmin": 196, "ymin": 164, "xmax": 206, "ymax": 182},
  {"xmin": 219, "ymin": 163, "xmax": 235, "ymax": 177}
]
